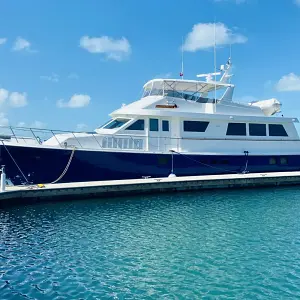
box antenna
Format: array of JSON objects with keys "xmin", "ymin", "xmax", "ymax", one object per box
[
  {"xmin": 180, "ymin": 36, "xmax": 184, "ymax": 80},
  {"xmin": 214, "ymin": 21, "xmax": 217, "ymax": 113}
]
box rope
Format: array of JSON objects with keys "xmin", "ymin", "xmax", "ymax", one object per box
[
  {"xmin": 170, "ymin": 150, "xmax": 248, "ymax": 174},
  {"xmin": 50, "ymin": 147, "xmax": 76, "ymax": 184},
  {"xmin": 241, "ymin": 151, "xmax": 249, "ymax": 174},
  {"xmin": 1, "ymin": 141, "xmax": 29, "ymax": 184}
]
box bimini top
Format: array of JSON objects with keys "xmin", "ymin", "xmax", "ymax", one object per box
[{"xmin": 143, "ymin": 78, "xmax": 232, "ymax": 94}]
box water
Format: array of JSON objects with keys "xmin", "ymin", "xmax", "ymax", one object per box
[{"xmin": 1, "ymin": 187, "xmax": 300, "ymax": 299}]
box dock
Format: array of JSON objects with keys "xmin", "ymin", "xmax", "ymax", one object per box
[{"xmin": 1, "ymin": 171, "xmax": 300, "ymax": 207}]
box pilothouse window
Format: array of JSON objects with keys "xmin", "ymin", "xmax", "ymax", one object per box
[
  {"xmin": 162, "ymin": 120, "xmax": 169, "ymax": 131},
  {"xmin": 103, "ymin": 118, "xmax": 130, "ymax": 129},
  {"xmin": 183, "ymin": 121, "xmax": 209, "ymax": 132},
  {"xmin": 226, "ymin": 123, "xmax": 246, "ymax": 136},
  {"xmin": 269, "ymin": 124, "xmax": 288, "ymax": 137},
  {"xmin": 125, "ymin": 119, "xmax": 145, "ymax": 131},
  {"xmin": 249, "ymin": 124, "xmax": 266, "ymax": 136},
  {"xmin": 150, "ymin": 119, "xmax": 159, "ymax": 131}
]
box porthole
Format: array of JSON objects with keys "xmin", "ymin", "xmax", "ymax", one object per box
[
  {"xmin": 221, "ymin": 160, "xmax": 229, "ymax": 165},
  {"xmin": 280, "ymin": 157, "xmax": 288, "ymax": 165},
  {"xmin": 158, "ymin": 156, "xmax": 169, "ymax": 165},
  {"xmin": 269, "ymin": 157, "xmax": 276, "ymax": 165}
]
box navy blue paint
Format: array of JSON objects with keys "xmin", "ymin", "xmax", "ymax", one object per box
[{"xmin": 0, "ymin": 145, "xmax": 300, "ymax": 185}]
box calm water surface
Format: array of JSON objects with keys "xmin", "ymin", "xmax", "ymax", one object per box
[{"xmin": 1, "ymin": 187, "xmax": 300, "ymax": 299}]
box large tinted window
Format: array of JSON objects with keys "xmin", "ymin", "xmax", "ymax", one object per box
[
  {"xmin": 162, "ymin": 120, "xmax": 169, "ymax": 131},
  {"xmin": 104, "ymin": 118, "xmax": 130, "ymax": 129},
  {"xmin": 125, "ymin": 119, "xmax": 145, "ymax": 131},
  {"xmin": 249, "ymin": 123, "xmax": 266, "ymax": 136},
  {"xmin": 150, "ymin": 119, "xmax": 159, "ymax": 131},
  {"xmin": 269, "ymin": 124, "xmax": 288, "ymax": 137},
  {"xmin": 183, "ymin": 121, "xmax": 209, "ymax": 132},
  {"xmin": 226, "ymin": 123, "xmax": 246, "ymax": 136}
]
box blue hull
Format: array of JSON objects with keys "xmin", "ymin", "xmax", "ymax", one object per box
[{"xmin": 1, "ymin": 145, "xmax": 300, "ymax": 185}]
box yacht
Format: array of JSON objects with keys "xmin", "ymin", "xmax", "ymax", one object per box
[{"xmin": 1, "ymin": 59, "xmax": 299, "ymax": 185}]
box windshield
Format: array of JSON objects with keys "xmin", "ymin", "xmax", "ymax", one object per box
[
  {"xmin": 103, "ymin": 118, "xmax": 130, "ymax": 129},
  {"xmin": 98, "ymin": 119, "xmax": 112, "ymax": 129}
]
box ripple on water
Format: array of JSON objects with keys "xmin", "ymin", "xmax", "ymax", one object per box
[{"xmin": 1, "ymin": 187, "xmax": 300, "ymax": 299}]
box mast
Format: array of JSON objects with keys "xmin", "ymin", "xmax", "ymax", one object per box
[
  {"xmin": 214, "ymin": 21, "xmax": 217, "ymax": 113},
  {"xmin": 181, "ymin": 36, "xmax": 184, "ymax": 80}
]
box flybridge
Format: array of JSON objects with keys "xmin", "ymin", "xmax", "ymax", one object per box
[
  {"xmin": 142, "ymin": 58, "xmax": 235, "ymax": 103},
  {"xmin": 143, "ymin": 79, "xmax": 232, "ymax": 94}
]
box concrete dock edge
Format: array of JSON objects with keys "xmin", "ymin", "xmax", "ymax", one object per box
[{"xmin": 1, "ymin": 171, "xmax": 300, "ymax": 207}]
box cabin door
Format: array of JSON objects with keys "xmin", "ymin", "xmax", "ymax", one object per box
[{"xmin": 148, "ymin": 118, "xmax": 171, "ymax": 152}]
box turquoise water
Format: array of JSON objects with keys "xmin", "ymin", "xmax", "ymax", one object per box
[{"xmin": 1, "ymin": 187, "xmax": 300, "ymax": 299}]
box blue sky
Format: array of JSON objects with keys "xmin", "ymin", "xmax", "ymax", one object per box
[{"xmin": 0, "ymin": 0, "xmax": 300, "ymax": 131}]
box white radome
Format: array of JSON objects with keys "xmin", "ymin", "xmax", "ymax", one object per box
[{"xmin": 249, "ymin": 98, "xmax": 282, "ymax": 116}]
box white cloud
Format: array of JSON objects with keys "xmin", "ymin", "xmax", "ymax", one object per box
[
  {"xmin": 275, "ymin": 73, "xmax": 300, "ymax": 92},
  {"xmin": 16, "ymin": 121, "xmax": 46, "ymax": 128},
  {"xmin": 79, "ymin": 35, "xmax": 131, "ymax": 61},
  {"xmin": 68, "ymin": 73, "xmax": 79, "ymax": 80},
  {"xmin": 76, "ymin": 123, "xmax": 88, "ymax": 131},
  {"xmin": 183, "ymin": 22, "xmax": 247, "ymax": 51},
  {"xmin": 40, "ymin": 73, "xmax": 59, "ymax": 83},
  {"xmin": 12, "ymin": 37, "xmax": 32, "ymax": 52},
  {"xmin": 9, "ymin": 92, "xmax": 28, "ymax": 107},
  {"xmin": 57, "ymin": 94, "xmax": 91, "ymax": 108},
  {"xmin": 31, "ymin": 121, "xmax": 46, "ymax": 128},
  {"xmin": 0, "ymin": 88, "xmax": 9, "ymax": 105},
  {"xmin": 17, "ymin": 121, "xmax": 26, "ymax": 127},
  {"xmin": 214, "ymin": 0, "xmax": 246, "ymax": 3},
  {"xmin": 0, "ymin": 38, "xmax": 7, "ymax": 45},
  {"xmin": 236, "ymin": 95, "xmax": 257, "ymax": 103},
  {"xmin": 295, "ymin": 0, "xmax": 300, "ymax": 7},
  {"xmin": 0, "ymin": 113, "xmax": 9, "ymax": 126},
  {"xmin": 154, "ymin": 72, "xmax": 172, "ymax": 79}
]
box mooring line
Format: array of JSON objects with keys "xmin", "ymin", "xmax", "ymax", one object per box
[
  {"xmin": 170, "ymin": 150, "xmax": 249, "ymax": 174},
  {"xmin": 1, "ymin": 141, "xmax": 29, "ymax": 184},
  {"xmin": 50, "ymin": 147, "xmax": 76, "ymax": 184}
]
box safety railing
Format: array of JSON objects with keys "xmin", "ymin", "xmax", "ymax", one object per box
[
  {"xmin": 0, "ymin": 126, "xmax": 182, "ymax": 152},
  {"xmin": 0, "ymin": 126, "xmax": 84, "ymax": 146}
]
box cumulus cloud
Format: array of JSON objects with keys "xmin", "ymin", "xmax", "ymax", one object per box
[
  {"xmin": 12, "ymin": 37, "xmax": 32, "ymax": 52},
  {"xmin": 214, "ymin": 0, "xmax": 246, "ymax": 3},
  {"xmin": 40, "ymin": 73, "xmax": 59, "ymax": 83},
  {"xmin": 275, "ymin": 73, "xmax": 300, "ymax": 92},
  {"xmin": 0, "ymin": 88, "xmax": 28, "ymax": 107},
  {"xmin": 0, "ymin": 113, "xmax": 9, "ymax": 126},
  {"xmin": 17, "ymin": 121, "xmax": 26, "ymax": 127},
  {"xmin": 0, "ymin": 88, "xmax": 9, "ymax": 105},
  {"xmin": 0, "ymin": 38, "xmax": 7, "ymax": 45},
  {"xmin": 17, "ymin": 121, "xmax": 46, "ymax": 128},
  {"xmin": 31, "ymin": 121, "xmax": 46, "ymax": 128},
  {"xmin": 9, "ymin": 92, "xmax": 28, "ymax": 107},
  {"xmin": 236, "ymin": 95, "xmax": 257, "ymax": 103},
  {"xmin": 76, "ymin": 123, "xmax": 88, "ymax": 131},
  {"xmin": 183, "ymin": 22, "xmax": 247, "ymax": 52},
  {"xmin": 57, "ymin": 94, "xmax": 91, "ymax": 108},
  {"xmin": 79, "ymin": 35, "xmax": 131, "ymax": 61},
  {"xmin": 68, "ymin": 73, "xmax": 79, "ymax": 80},
  {"xmin": 154, "ymin": 72, "xmax": 172, "ymax": 79}
]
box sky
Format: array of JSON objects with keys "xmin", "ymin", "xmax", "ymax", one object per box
[{"xmin": 0, "ymin": 0, "xmax": 300, "ymax": 132}]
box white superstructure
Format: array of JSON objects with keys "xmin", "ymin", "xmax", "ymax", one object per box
[
  {"xmin": 3, "ymin": 59, "xmax": 299, "ymax": 156},
  {"xmin": 39, "ymin": 59, "xmax": 299, "ymax": 156}
]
